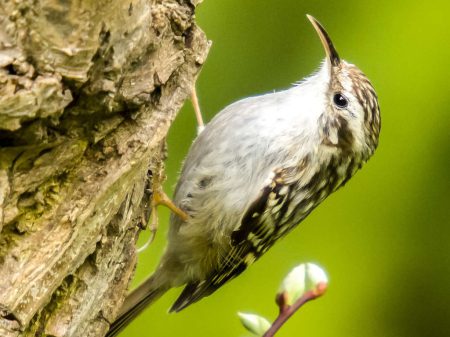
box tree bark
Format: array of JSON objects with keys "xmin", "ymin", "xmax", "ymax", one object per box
[{"xmin": 0, "ymin": 1, "xmax": 209, "ymax": 336}]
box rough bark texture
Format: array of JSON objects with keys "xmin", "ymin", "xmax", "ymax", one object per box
[{"xmin": 0, "ymin": 1, "xmax": 209, "ymax": 336}]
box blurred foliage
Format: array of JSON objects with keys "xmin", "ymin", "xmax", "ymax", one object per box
[{"xmin": 126, "ymin": 0, "xmax": 450, "ymax": 336}]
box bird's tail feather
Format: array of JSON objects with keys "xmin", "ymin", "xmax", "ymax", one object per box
[{"xmin": 106, "ymin": 277, "xmax": 168, "ymax": 337}]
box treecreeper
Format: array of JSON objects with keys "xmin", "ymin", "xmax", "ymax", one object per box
[{"xmin": 107, "ymin": 15, "xmax": 381, "ymax": 336}]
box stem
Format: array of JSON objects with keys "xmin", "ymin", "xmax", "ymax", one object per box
[
  {"xmin": 263, "ymin": 283, "xmax": 327, "ymax": 337},
  {"xmin": 191, "ymin": 87, "xmax": 204, "ymax": 130}
]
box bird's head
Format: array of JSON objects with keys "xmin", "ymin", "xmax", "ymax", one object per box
[{"xmin": 307, "ymin": 15, "xmax": 381, "ymax": 160}]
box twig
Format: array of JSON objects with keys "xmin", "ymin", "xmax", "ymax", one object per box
[{"xmin": 263, "ymin": 283, "xmax": 327, "ymax": 337}]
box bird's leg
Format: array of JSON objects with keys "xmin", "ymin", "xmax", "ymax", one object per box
[
  {"xmin": 137, "ymin": 174, "xmax": 188, "ymax": 253},
  {"xmin": 191, "ymin": 85, "xmax": 205, "ymax": 134},
  {"xmin": 152, "ymin": 187, "xmax": 188, "ymax": 222}
]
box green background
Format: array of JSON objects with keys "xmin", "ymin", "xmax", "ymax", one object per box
[{"xmin": 126, "ymin": 1, "xmax": 450, "ymax": 336}]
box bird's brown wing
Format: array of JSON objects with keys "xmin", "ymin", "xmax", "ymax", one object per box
[{"xmin": 170, "ymin": 166, "xmax": 304, "ymax": 312}]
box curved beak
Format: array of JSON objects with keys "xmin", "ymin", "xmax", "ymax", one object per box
[{"xmin": 307, "ymin": 15, "xmax": 340, "ymax": 67}]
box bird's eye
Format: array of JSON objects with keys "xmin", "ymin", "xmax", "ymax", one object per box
[{"xmin": 333, "ymin": 93, "xmax": 348, "ymax": 109}]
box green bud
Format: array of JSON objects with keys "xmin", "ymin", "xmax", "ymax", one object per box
[
  {"xmin": 278, "ymin": 263, "xmax": 328, "ymax": 306},
  {"xmin": 304, "ymin": 263, "xmax": 328, "ymax": 295},
  {"xmin": 237, "ymin": 312, "xmax": 271, "ymax": 336}
]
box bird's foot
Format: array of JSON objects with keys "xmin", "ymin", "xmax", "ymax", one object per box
[{"xmin": 137, "ymin": 175, "xmax": 188, "ymax": 253}]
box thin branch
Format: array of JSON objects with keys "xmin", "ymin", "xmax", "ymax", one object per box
[{"xmin": 264, "ymin": 283, "xmax": 328, "ymax": 337}]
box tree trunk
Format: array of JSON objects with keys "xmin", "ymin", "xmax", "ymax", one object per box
[{"xmin": 0, "ymin": 1, "xmax": 209, "ymax": 336}]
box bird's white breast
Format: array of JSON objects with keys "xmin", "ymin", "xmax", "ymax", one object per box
[{"xmin": 173, "ymin": 64, "xmax": 332, "ymax": 233}]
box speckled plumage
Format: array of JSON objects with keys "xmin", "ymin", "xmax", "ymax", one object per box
[{"xmin": 107, "ymin": 16, "xmax": 380, "ymax": 336}]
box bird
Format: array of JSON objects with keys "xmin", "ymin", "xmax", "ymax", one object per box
[{"xmin": 107, "ymin": 14, "xmax": 381, "ymax": 336}]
